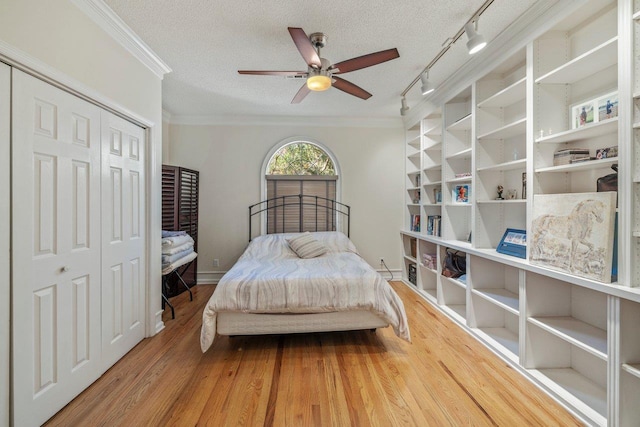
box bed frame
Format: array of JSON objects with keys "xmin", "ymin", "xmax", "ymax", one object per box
[
  {"xmin": 248, "ymin": 194, "xmax": 350, "ymax": 241},
  {"xmin": 215, "ymin": 197, "xmax": 389, "ymax": 337}
]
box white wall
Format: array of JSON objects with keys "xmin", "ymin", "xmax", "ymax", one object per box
[{"xmin": 167, "ymin": 122, "xmax": 405, "ymax": 274}]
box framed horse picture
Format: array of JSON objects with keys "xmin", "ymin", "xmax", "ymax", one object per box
[{"xmin": 530, "ymin": 192, "xmax": 617, "ymax": 283}]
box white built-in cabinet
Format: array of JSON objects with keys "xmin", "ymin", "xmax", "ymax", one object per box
[
  {"xmin": 10, "ymin": 68, "xmax": 146, "ymax": 426},
  {"xmin": 402, "ymin": 1, "xmax": 640, "ymax": 425}
]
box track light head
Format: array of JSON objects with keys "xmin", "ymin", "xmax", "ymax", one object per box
[
  {"xmin": 400, "ymin": 96, "xmax": 409, "ymax": 116},
  {"xmin": 464, "ymin": 21, "xmax": 487, "ymax": 55},
  {"xmin": 420, "ymin": 72, "xmax": 434, "ymax": 96}
]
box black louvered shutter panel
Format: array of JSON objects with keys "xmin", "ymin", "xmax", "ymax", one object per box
[{"xmin": 162, "ymin": 165, "xmax": 199, "ymax": 297}]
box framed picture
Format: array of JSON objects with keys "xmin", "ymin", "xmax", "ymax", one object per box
[
  {"xmin": 453, "ymin": 184, "xmax": 470, "ymax": 203},
  {"xmin": 530, "ymin": 192, "xmax": 616, "ymax": 283},
  {"xmin": 571, "ymin": 100, "xmax": 595, "ymax": 129},
  {"xmin": 596, "ymin": 92, "xmax": 618, "ymax": 122},
  {"xmin": 496, "ymin": 228, "xmax": 527, "ymax": 259}
]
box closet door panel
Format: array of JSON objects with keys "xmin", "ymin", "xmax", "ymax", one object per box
[
  {"xmin": 0, "ymin": 62, "xmax": 10, "ymax": 427},
  {"xmin": 101, "ymin": 111, "xmax": 146, "ymax": 369},
  {"xmin": 11, "ymin": 69, "xmax": 102, "ymax": 427}
]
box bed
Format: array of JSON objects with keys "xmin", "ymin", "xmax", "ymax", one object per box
[{"xmin": 199, "ymin": 196, "xmax": 410, "ymax": 352}]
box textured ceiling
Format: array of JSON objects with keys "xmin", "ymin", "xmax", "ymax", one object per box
[{"xmin": 104, "ymin": 0, "xmax": 539, "ymax": 119}]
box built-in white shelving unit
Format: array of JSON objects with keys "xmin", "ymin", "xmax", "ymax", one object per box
[{"xmin": 400, "ymin": 1, "xmax": 640, "ymax": 425}]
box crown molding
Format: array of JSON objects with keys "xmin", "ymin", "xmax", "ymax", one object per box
[
  {"xmin": 0, "ymin": 40, "xmax": 154, "ymax": 128},
  {"xmin": 70, "ymin": 0, "xmax": 171, "ymax": 79},
  {"xmin": 403, "ymin": 0, "xmax": 576, "ymax": 128},
  {"xmin": 162, "ymin": 109, "xmax": 172, "ymax": 123},
  {"xmin": 167, "ymin": 113, "xmax": 403, "ymax": 129}
]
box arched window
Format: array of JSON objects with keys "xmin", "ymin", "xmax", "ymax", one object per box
[{"xmin": 262, "ymin": 139, "xmax": 340, "ymax": 235}]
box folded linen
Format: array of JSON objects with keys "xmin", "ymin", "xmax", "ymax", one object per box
[
  {"xmin": 162, "ymin": 241, "xmax": 193, "ymax": 256},
  {"xmin": 162, "ymin": 230, "xmax": 187, "ymax": 238},
  {"xmin": 162, "ymin": 247, "xmax": 194, "ymax": 266},
  {"xmin": 162, "ymin": 234, "xmax": 194, "ymax": 248},
  {"xmin": 162, "ymin": 251, "xmax": 197, "ymax": 275}
]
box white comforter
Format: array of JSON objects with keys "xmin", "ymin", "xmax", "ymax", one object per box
[{"xmin": 200, "ymin": 232, "xmax": 410, "ymax": 351}]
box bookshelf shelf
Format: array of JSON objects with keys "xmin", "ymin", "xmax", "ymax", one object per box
[
  {"xmin": 445, "ymin": 176, "xmax": 472, "ymax": 183},
  {"xmin": 535, "ymin": 157, "xmax": 618, "ymax": 173},
  {"xmin": 535, "ymin": 37, "xmax": 618, "ymax": 85},
  {"xmin": 477, "ymin": 77, "xmax": 527, "ymax": 109},
  {"xmin": 477, "ymin": 159, "xmax": 526, "ymax": 172},
  {"xmin": 446, "ymin": 114, "xmax": 472, "ymax": 131},
  {"xmin": 528, "ymin": 316, "xmax": 607, "ymax": 360},
  {"xmin": 445, "ymin": 147, "xmax": 472, "ymax": 160},
  {"xmin": 534, "ymin": 118, "xmax": 618, "ymax": 144},
  {"xmin": 477, "ymin": 118, "xmax": 527, "ymax": 140}
]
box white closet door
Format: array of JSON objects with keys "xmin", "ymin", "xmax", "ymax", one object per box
[
  {"xmin": 0, "ymin": 62, "xmax": 10, "ymax": 427},
  {"xmin": 100, "ymin": 110, "xmax": 146, "ymax": 368},
  {"xmin": 11, "ymin": 69, "xmax": 103, "ymax": 426}
]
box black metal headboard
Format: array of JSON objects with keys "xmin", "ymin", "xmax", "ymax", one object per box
[{"xmin": 249, "ymin": 194, "xmax": 350, "ymax": 241}]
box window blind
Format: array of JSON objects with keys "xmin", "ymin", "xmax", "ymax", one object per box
[{"xmin": 266, "ymin": 175, "xmax": 337, "ymax": 234}]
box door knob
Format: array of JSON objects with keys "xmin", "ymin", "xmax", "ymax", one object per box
[{"xmin": 61, "ymin": 266, "xmax": 69, "ymax": 272}]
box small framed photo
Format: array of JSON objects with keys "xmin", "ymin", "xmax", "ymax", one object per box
[
  {"xmin": 596, "ymin": 92, "xmax": 618, "ymax": 122},
  {"xmin": 453, "ymin": 184, "xmax": 470, "ymax": 204},
  {"xmin": 571, "ymin": 100, "xmax": 595, "ymax": 129},
  {"xmin": 496, "ymin": 228, "xmax": 526, "ymax": 259}
]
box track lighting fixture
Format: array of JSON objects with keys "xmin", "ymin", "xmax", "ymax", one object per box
[
  {"xmin": 420, "ymin": 71, "xmax": 434, "ymax": 96},
  {"xmin": 400, "ymin": 96, "xmax": 409, "ymax": 116},
  {"xmin": 464, "ymin": 21, "xmax": 487, "ymax": 55},
  {"xmin": 399, "ymin": 0, "xmax": 493, "ymax": 116}
]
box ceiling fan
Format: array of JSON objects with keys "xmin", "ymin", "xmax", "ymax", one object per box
[{"xmin": 238, "ymin": 27, "xmax": 400, "ymax": 104}]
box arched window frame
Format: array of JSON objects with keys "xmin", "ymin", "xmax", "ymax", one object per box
[{"xmin": 260, "ymin": 137, "xmax": 342, "ymax": 236}]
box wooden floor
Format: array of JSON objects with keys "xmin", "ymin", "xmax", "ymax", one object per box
[{"xmin": 46, "ymin": 282, "xmax": 581, "ymax": 426}]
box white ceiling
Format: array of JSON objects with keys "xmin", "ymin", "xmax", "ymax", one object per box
[{"xmin": 103, "ymin": 0, "xmax": 540, "ymax": 120}]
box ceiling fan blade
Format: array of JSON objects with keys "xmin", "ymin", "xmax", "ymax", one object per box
[
  {"xmin": 238, "ymin": 70, "xmax": 307, "ymax": 76},
  {"xmin": 331, "ymin": 76, "xmax": 372, "ymax": 100},
  {"xmin": 291, "ymin": 83, "xmax": 311, "ymax": 104},
  {"xmin": 288, "ymin": 27, "xmax": 321, "ymax": 68},
  {"xmin": 331, "ymin": 48, "xmax": 400, "ymax": 74}
]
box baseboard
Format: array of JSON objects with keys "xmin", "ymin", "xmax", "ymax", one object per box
[
  {"xmin": 377, "ymin": 269, "xmax": 402, "ymax": 281},
  {"xmin": 198, "ymin": 270, "xmax": 227, "ymax": 285}
]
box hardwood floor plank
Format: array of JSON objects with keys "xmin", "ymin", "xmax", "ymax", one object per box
[{"xmin": 46, "ymin": 281, "xmax": 582, "ymax": 426}]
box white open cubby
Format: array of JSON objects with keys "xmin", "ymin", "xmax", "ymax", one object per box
[
  {"xmin": 533, "ymin": 1, "xmax": 618, "ymax": 205},
  {"xmin": 417, "ymin": 239, "xmax": 438, "ymax": 301},
  {"xmin": 619, "ymin": 298, "xmax": 640, "ymax": 426},
  {"xmin": 468, "ymin": 256, "xmax": 520, "ymax": 359},
  {"xmin": 438, "ymin": 246, "xmax": 467, "ymax": 323},
  {"xmin": 524, "ymin": 272, "xmax": 607, "ymax": 421},
  {"xmin": 525, "ymin": 273, "xmax": 608, "ymax": 361}
]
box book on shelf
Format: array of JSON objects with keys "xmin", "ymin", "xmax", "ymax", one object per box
[
  {"xmin": 427, "ymin": 215, "xmax": 441, "ymax": 236},
  {"xmin": 410, "ymin": 214, "xmax": 421, "ymax": 232},
  {"xmin": 433, "ymin": 188, "xmax": 442, "ymax": 203}
]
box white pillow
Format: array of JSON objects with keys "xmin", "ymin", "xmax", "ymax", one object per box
[{"xmin": 287, "ymin": 232, "xmax": 327, "ymax": 259}]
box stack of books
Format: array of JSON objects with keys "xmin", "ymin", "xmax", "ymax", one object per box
[
  {"xmin": 427, "ymin": 215, "xmax": 441, "ymax": 236},
  {"xmin": 553, "ymin": 148, "xmax": 590, "ymax": 165},
  {"xmin": 410, "ymin": 214, "xmax": 421, "ymax": 232}
]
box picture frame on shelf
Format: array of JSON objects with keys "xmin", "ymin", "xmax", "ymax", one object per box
[
  {"xmin": 596, "ymin": 92, "xmax": 618, "ymax": 122},
  {"xmin": 571, "ymin": 99, "xmax": 595, "ymax": 129},
  {"xmin": 453, "ymin": 184, "xmax": 470, "ymax": 203},
  {"xmin": 496, "ymin": 228, "xmax": 527, "ymax": 259},
  {"xmin": 530, "ymin": 192, "xmax": 617, "ymax": 283}
]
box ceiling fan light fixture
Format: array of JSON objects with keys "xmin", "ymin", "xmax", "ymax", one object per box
[
  {"xmin": 464, "ymin": 21, "xmax": 487, "ymax": 55},
  {"xmin": 420, "ymin": 71, "xmax": 434, "ymax": 96},
  {"xmin": 307, "ymin": 73, "xmax": 332, "ymax": 91}
]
